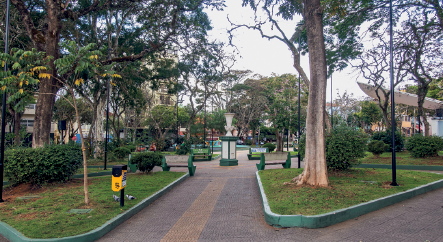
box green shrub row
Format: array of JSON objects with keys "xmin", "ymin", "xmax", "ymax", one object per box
[
  {"xmin": 5, "ymin": 143, "xmax": 83, "ymax": 185},
  {"xmin": 405, "ymin": 135, "xmax": 443, "ymax": 158}
]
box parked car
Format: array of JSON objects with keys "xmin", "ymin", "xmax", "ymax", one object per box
[{"xmin": 236, "ymin": 140, "xmax": 244, "ymax": 145}]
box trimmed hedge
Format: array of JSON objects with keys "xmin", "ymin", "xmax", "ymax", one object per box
[
  {"xmin": 5, "ymin": 143, "xmax": 83, "ymax": 185},
  {"xmin": 405, "ymin": 135, "xmax": 443, "ymax": 158},
  {"xmin": 130, "ymin": 152, "xmax": 163, "ymax": 173}
]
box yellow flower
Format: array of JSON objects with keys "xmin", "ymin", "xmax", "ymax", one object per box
[
  {"xmin": 19, "ymin": 89, "xmax": 23, "ymax": 94},
  {"xmin": 1, "ymin": 86, "xmax": 5, "ymax": 91}
]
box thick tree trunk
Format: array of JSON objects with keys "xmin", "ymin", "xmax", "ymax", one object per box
[
  {"xmin": 13, "ymin": 111, "xmax": 22, "ymax": 146},
  {"xmin": 94, "ymin": 99, "xmax": 105, "ymax": 158},
  {"xmin": 292, "ymin": 0, "xmax": 329, "ymax": 186},
  {"xmin": 32, "ymin": 2, "xmax": 61, "ymax": 148}
]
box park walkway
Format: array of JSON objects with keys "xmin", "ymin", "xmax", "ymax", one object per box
[
  {"xmin": 1, "ymin": 150, "xmax": 443, "ymax": 241},
  {"xmin": 96, "ymin": 150, "xmax": 443, "ymax": 242}
]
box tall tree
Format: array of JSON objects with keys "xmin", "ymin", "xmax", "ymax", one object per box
[
  {"xmin": 291, "ymin": 0, "xmax": 329, "ymax": 186},
  {"xmin": 6, "ymin": 0, "xmax": 222, "ymax": 147}
]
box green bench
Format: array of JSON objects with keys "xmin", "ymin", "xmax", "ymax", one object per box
[
  {"xmin": 161, "ymin": 155, "xmax": 196, "ymax": 176},
  {"xmin": 256, "ymin": 152, "xmax": 291, "ymax": 171},
  {"xmin": 191, "ymin": 148, "xmax": 211, "ymax": 161},
  {"xmin": 247, "ymin": 147, "xmax": 269, "ymax": 160},
  {"xmin": 128, "ymin": 154, "xmax": 137, "ymax": 173}
]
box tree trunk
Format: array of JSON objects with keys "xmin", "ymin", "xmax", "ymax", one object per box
[
  {"xmin": 32, "ymin": 1, "xmax": 62, "ymax": 148},
  {"xmin": 71, "ymin": 88, "xmax": 89, "ymax": 205},
  {"xmin": 13, "ymin": 111, "xmax": 22, "ymax": 146},
  {"xmin": 94, "ymin": 99, "xmax": 105, "ymax": 158},
  {"xmin": 292, "ymin": 0, "xmax": 329, "ymax": 187}
]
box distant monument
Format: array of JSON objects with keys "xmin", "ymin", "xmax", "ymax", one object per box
[{"xmin": 219, "ymin": 113, "xmax": 238, "ymax": 166}]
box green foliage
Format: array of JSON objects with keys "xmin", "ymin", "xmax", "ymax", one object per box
[
  {"xmin": 125, "ymin": 144, "xmax": 136, "ymax": 152},
  {"xmin": 113, "ymin": 147, "xmax": 131, "ymax": 159},
  {"xmin": 326, "ymin": 126, "xmax": 368, "ymax": 170},
  {"xmin": 175, "ymin": 138, "xmax": 193, "ymax": 155},
  {"xmin": 299, "ymin": 126, "xmax": 368, "ymax": 170},
  {"xmin": 405, "ymin": 135, "xmax": 443, "ymax": 158},
  {"xmin": 4, "ymin": 143, "xmax": 82, "ymax": 185},
  {"xmin": 371, "ymin": 130, "xmax": 404, "ymax": 152},
  {"xmin": 244, "ymin": 139, "xmax": 252, "ymax": 145},
  {"xmin": 130, "ymin": 152, "xmax": 163, "ymax": 173},
  {"xmin": 368, "ymin": 140, "xmax": 389, "ymax": 157},
  {"xmin": 262, "ymin": 142, "xmax": 276, "ymax": 152}
]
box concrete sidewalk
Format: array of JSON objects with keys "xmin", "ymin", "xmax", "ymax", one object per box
[
  {"xmin": 96, "ymin": 150, "xmax": 443, "ymax": 242},
  {"xmin": 1, "ymin": 150, "xmax": 442, "ymax": 242}
]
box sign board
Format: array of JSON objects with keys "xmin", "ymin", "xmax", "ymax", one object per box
[
  {"xmin": 251, "ymin": 148, "xmax": 267, "ymax": 153},
  {"xmin": 112, "ymin": 165, "xmax": 127, "ymax": 192}
]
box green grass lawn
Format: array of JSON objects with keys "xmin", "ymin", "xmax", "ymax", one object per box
[
  {"xmin": 76, "ymin": 167, "xmax": 109, "ymax": 175},
  {"xmin": 259, "ymin": 168, "xmax": 443, "ymax": 216},
  {"xmin": 0, "ymin": 172, "xmax": 185, "ymax": 239},
  {"xmin": 360, "ymin": 151, "xmax": 443, "ymax": 166}
]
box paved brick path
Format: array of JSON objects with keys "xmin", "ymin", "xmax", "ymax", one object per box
[{"xmin": 1, "ymin": 150, "xmax": 443, "ymax": 241}]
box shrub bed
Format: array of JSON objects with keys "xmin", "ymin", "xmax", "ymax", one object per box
[
  {"xmin": 405, "ymin": 135, "xmax": 443, "ymax": 158},
  {"xmin": 5, "ymin": 143, "xmax": 83, "ymax": 185},
  {"xmin": 299, "ymin": 126, "xmax": 368, "ymax": 170},
  {"xmin": 130, "ymin": 152, "xmax": 163, "ymax": 173}
]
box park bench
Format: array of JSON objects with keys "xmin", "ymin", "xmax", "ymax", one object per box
[
  {"xmin": 191, "ymin": 148, "xmax": 211, "ymax": 161},
  {"xmin": 127, "ymin": 154, "xmax": 137, "ymax": 173},
  {"xmin": 247, "ymin": 147, "xmax": 269, "ymax": 160},
  {"xmin": 256, "ymin": 152, "xmax": 291, "ymax": 171},
  {"xmin": 161, "ymin": 155, "xmax": 196, "ymax": 176}
]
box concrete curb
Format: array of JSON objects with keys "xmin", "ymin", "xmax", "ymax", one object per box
[
  {"xmin": 256, "ymin": 171, "xmax": 443, "ymax": 228},
  {"xmin": 211, "ymin": 154, "xmax": 221, "ymax": 160},
  {"xmin": 0, "ymin": 173, "xmax": 190, "ymax": 242},
  {"xmin": 356, "ymin": 164, "xmax": 443, "ymax": 171}
]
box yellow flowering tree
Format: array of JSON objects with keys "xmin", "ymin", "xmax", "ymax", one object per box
[
  {"xmin": 0, "ymin": 48, "xmax": 50, "ymax": 145},
  {"xmin": 53, "ymin": 41, "xmax": 121, "ymax": 205}
]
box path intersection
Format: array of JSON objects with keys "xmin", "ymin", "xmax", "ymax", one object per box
[{"xmin": 1, "ymin": 150, "xmax": 442, "ymax": 241}]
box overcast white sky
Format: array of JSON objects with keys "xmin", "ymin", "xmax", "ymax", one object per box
[{"xmin": 204, "ymin": 0, "xmax": 373, "ymax": 102}]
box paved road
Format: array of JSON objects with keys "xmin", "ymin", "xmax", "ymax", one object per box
[{"xmin": 2, "ymin": 150, "xmax": 443, "ymax": 241}]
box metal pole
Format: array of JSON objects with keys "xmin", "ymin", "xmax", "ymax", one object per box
[
  {"xmin": 331, "ymin": 73, "xmax": 333, "ymax": 128},
  {"xmin": 104, "ymin": 79, "xmax": 110, "ymax": 170},
  {"xmin": 204, "ymin": 82, "xmax": 206, "ymax": 148},
  {"xmin": 211, "ymin": 97, "xmax": 213, "ymax": 154},
  {"xmin": 176, "ymin": 99, "xmax": 178, "ymax": 145},
  {"xmin": 389, "ymin": 0, "xmax": 397, "ymax": 186},
  {"xmin": 0, "ymin": 0, "xmax": 11, "ymax": 203}
]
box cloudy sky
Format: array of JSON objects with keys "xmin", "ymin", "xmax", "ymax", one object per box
[{"xmin": 204, "ymin": 0, "xmax": 377, "ymax": 102}]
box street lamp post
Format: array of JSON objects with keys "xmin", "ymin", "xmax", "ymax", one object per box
[
  {"xmin": 104, "ymin": 79, "xmax": 110, "ymax": 170},
  {"xmin": 331, "ymin": 73, "xmax": 333, "ymax": 128},
  {"xmin": 204, "ymin": 81, "xmax": 207, "ymax": 148},
  {"xmin": 0, "ymin": 0, "xmax": 11, "ymax": 203},
  {"xmin": 389, "ymin": 0, "xmax": 398, "ymax": 186}
]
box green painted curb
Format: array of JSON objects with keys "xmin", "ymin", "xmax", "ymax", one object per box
[
  {"xmin": 0, "ymin": 173, "xmax": 189, "ymax": 242},
  {"xmin": 356, "ymin": 164, "xmax": 443, "ymax": 171},
  {"xmin": 211, "ymin": 154, "xmax": 221, "ymax": 160},
  {"xmin": 256, "ymin": 171, "xmax": 443, "ymax": 228},
  {"xmin": 219, "ymin": 158, "xmax": 238, "ymax": 166},
  {"xmin": 3, "ymin": 181, "xmax": 8, "ymax": 186}
]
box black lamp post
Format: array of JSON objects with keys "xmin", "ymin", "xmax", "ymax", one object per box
[
  {"xmin": 331, "ymin": 73, "xmax": 333, "ymax": 128},
  {"xmin": 104, "ymin": 77, "xmax": 110, "ymax": 170},
  {"xmin": 204, "ymin": 81, "xmax": 207, "ymax": 148},
  {"xmin": 0, "ymin": 0, "xmax": 11, "ymax": 203},
  {"xmin": 389, "ymin": 0, "xmax": 398, "ymax": 186}
]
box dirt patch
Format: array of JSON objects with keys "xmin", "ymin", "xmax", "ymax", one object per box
[
  {"xmin": 381, "ymin": 181, "xmax": 401, "ymax": 188},
  {"xmin": 0, "ymin": 179, "xmax": 93, "ymax": 205}
]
